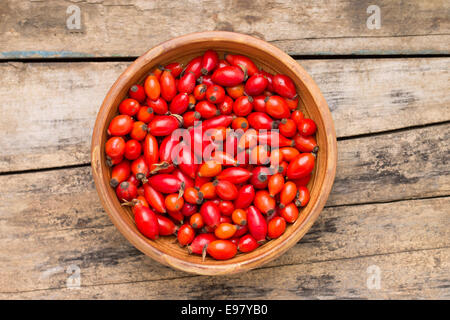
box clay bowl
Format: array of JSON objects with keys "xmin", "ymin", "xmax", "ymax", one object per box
[{"xmin": 91, "ymin": 31, "xmax": 337, "ymax": 275}]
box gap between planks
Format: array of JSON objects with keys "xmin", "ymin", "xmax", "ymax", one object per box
[
  {"xmin": 2, "ymin": 0, "xmax": 449, "ymax": 59},
  {"xmin": 1, "ymin": 57, "xmax": 449, "ymax": 172},
  {"xmin": 1, "ymin": 53, "xmax": 449, "ymax": 64},
  {"xmin": 1, "ymin": 174, "xmax": 447, "ymax": 296},
  {"xmin": 0, "ymin": 120, "xmax": 448, "ymax": 176},
  {"xmin": 337, "ymin": 120, "xmax": 450, "ymax": 141},
  {"xmin": 7, "ymin": 194, "xmax": 450, "ymax": 238},
  {"xmin": 1, "ymin": 245, "xmax": 448, "ymax": 296}
]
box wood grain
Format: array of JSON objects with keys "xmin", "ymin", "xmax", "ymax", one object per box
[
  {"xmin": 1, "ymin": 242, "xmax": 448, "ymax": 299},
  {"xmin": 0, "ymin": 148, "xmax": 448, "ymax": 293},
  {"xmin": 1, "ymin": 0, "xmax": 449, "ymax": 58},
  {"xmin": 0, "ymin": 121, "xmax": 447, "ymax": 214},
  {"xmin": 329, "ymin": 122, "xmax": 450, "ymax": 205},
  {"xmin": 0, "ymin": 164, "xmax": 448, "ymax": 296},
  {"xmin": 0, "ymin": 61, "xmax": 126, "ymax": 172},
  {"xmin": 1, "ymin": 58, "xmax": 449, "ymax": 172},
  {"xmin": 0, "ymin": 0, "xmax": 447, "ymax": 300}
]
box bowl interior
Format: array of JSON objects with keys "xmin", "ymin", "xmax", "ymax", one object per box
[{"xmin": 92, "ymin": 33, "xmax": 335, "ymax": 275}]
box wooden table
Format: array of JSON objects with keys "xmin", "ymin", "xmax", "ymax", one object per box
[{"xmin": 0, "ymin": 0, "xmax": 449, "ymax": 299}]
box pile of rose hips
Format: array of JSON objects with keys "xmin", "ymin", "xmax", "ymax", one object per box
[{"xmin": 105, "ymin": 49, "xmax": 318, "ymax": 261}]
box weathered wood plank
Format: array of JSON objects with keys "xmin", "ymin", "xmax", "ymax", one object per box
[
  {"xmin": 1, "ymin": 0, "xmax": 449, "ymax": 58},
  {"xmin": 2, "ymin": 248, "xmax": 448, "ymax": 299},
  {"xmin": 1, "ymin": 58, "xmax": 449, "ymax": 172},
  {"xmin": 303, "ymin": 58, "xmax": 450, "ymax": 137},
  {"xmin": 0, "ymin": 62, "xmax": 126, "ymax": 172},
  {"xmin": 329, "ymin": 123, "xmax": 450, "ymax": 206},
  {"xmin": 0, "ymin": 151, "xmax": 448, "ymax": 293}
]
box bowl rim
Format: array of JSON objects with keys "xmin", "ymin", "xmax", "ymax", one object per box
[{"xmin": 91, "ymin": 31, "xmax": 337, "ymax": 275}]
